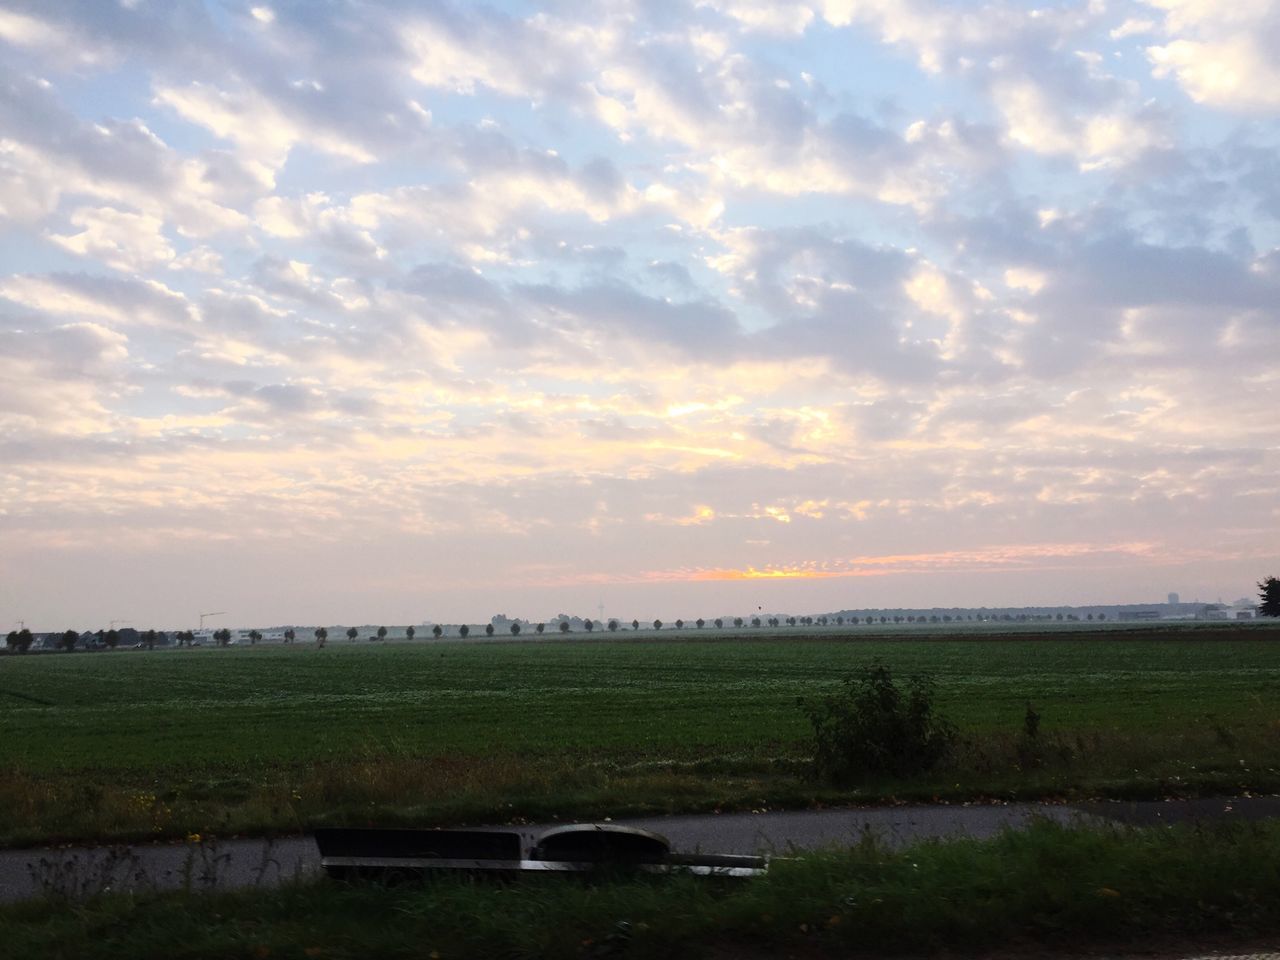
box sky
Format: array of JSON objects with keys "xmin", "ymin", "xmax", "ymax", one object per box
[{"xmin": 1, "ymin": 0, "xmax": 1278, "ymax": 629}]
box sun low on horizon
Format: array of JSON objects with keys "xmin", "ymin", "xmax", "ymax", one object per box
[{"xmin": 1, "ymin": 0, "xmax": 1277, "ymax": 628}]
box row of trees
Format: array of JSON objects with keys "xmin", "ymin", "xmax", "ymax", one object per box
[
  {"xmin": 0, "ymin": 611, "xmax": 1114, "ymax": 654},
  {"xmin": 11, "ymin": 585, "xmax": 1278, "ymax": 655}
]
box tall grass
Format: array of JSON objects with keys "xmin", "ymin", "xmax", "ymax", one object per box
[{"xmin": 3, "ymin": 718, "xmax": 1278, "ymax": 847}]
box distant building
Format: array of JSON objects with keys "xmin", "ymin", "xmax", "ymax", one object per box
[
  {"xmin": 1168, "ymin": 592, "xmax": 1179, "ymax": 605},
  {"xmin": 1118, "ymin": 610, "xmax": 1161, "ymax": 621}
]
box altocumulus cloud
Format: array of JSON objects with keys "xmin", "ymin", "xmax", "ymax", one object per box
[{"xmin": 0, "ymin": 0, "xmax": 1277, "ymax": 625}]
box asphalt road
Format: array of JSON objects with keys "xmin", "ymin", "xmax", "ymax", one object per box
[{"xmin": 3, "ymin": 796, "xmax": 1278, "ymax": 904}]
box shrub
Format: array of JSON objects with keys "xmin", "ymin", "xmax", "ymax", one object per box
[{"xmin": 798, "ymin": 662, "xmax": 955, "ymax": 783}]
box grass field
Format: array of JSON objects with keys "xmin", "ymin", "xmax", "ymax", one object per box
[{"xmin": 2, "ymin": 623, "xmax": 1279, "ymax": 846}]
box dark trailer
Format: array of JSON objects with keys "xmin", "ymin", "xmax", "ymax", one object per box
[{"xmin": 315, "ymin": 823, "xmax": 768, "ymax": 880}]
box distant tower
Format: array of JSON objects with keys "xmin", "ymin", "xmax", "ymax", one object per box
[{"xmin": 1168, "ymin": 592, "xmax": 1179, "ymax": 605}]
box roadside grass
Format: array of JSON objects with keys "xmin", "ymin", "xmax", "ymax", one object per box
[
  {"xmin": 3, "ymin": 721, "xmax": 1278, "ymax": 848},
  {"xmin": 2, "ymin": 631, "xmax": 1279, "ymax": 846},
  {"xmin": 6, "ymin": 818, "xmax": 1280, "ymax": 959}
]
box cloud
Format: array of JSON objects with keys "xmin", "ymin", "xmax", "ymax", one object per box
[
  {"xmin": 0, "ymin": 272, "xmax": 196, "ymax": 330},
  {"xmin": 1, "ymin": 0, "xmax": 1278, "ymax": 623},
  {"xmin": 153, "ymin": 81, "xmax": 377, "ymax": 169},
  {"xmin": 48, "ymin": 206, "xmax": 175, "ymax": 273},
  {"xmin": 1145, "ymin": 0, "xmax": 1280, "ymax": 110},
  {"xmin": 677, "ymin": 541, "xmax": 1168, "ymax": 582},
  {"xmin": 811, "ymin": 0, "xmax": 1173, "ymax": 169},
  {"xmin": 0, "ymin": 66, "xmax": 251, "ymax": 237},
  {"xmin": 0, "ymin": 309, "xmax": 129, "ymax": 435}
]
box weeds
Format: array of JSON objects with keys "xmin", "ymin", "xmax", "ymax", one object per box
[
  {"xmin": 1016, "ymin": 702, "xmax": 1045, "ymax": 768},
  {"xmin": 7, "ymin": 819, "xmax": 1280, "ymax": 959},
  {"xmin": 26, "ymin": 846, "xmax": 151, "ymax": 901},
  {"xmin": 799, "ymin": 663, "xmax": 957, "ymax": 784}
]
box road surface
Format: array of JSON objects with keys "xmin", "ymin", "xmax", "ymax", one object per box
[{"xmin": 3, "ymin": 795, "xmax": 1279, "ymax": 903}]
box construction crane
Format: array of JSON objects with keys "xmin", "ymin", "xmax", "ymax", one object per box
[{"xmin": 199, "ymin": 611, "xmax": 226, "ymax": 630}]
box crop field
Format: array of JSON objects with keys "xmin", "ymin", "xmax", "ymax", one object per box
[{"xmin": 2, "ymin": 623, "xmax": 1278, "ymax": 845}]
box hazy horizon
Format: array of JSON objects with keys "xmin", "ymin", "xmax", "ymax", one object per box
[{"xmin": 2, "ymin": 1, "xmax": 1278, "ymax": 628}]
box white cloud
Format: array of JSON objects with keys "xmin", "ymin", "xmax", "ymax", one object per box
[
  {"xmin": 0, "ymin": 8, "xmax": 110, "ymax": 67},
  {"xmin": 153, "ymin": 81, "xmax": 375, "ymax": 170},
  {"xmin": 1144, "ymin": 0, "xmax": 1280, "ymax": 110},
  {"xmin": 170, "ymin": 245, "xmax": 224, "ymax": 275},
  {"xmin": 48, "ymin": 206, "xmax": 175, "ymax": 273},
  {"xmin": 1111, "ymin": 18, "xmax": 1156, "ymax": 39},
  {"xmin": 699, "ymin": 0, "xmax": 815, "ymax": 35}
]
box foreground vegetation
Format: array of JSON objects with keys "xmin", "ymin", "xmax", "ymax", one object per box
[
  {"xmin": 2, "ymin": 625, "xmax": 1278, "ymax": 846},
  {"xmin": 7, "ymin": 818, "xmax": 1280, "ymax": 959}
]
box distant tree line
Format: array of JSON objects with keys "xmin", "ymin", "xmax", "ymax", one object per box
[{"xmin": 10, "ymin": 585, "xmax": 1275, "ymax": 656}]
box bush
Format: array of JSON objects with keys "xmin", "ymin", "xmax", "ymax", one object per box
[{"xmin": 799, "ymin": 662, "xmax": 956, "ymax": 783}]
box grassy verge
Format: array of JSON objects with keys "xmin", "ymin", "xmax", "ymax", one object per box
[
  {"xmin": 6, "ymin": 819, "xmax": 1280, "ymax": 959},
  {"xmin": 3, "ymin": 721, "xmax": 1279, "ymax": 848}
]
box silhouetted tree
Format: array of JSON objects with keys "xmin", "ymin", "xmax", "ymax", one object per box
[
  {"xmin": 406, "ymin": 626, "xmax": 416, "ymax": 641},
  {"xmin": 377, "ymin": 626, "xmax": 388, "ymax": 641},
  {"xmin": 584, "ymin": 619, "xmax": 594, "ymax": 632},
  {"xmin": 346, "ymin": 627, "xmax": 358, "ymax": 642},
  {"xmin": 284, "ymin": 629, "xmax": 296, "ymax": 644},
  {"xmin": 536, "ymin": 623, "xmax": 545, "ymax": 634},
  {"xmin": 459, "ymin": 625, "xmax": 470, "ymax": 638},
  {"xmin": 105, "ymin": 629, "xmax": 120, "ymax": 649},
  {"xmin": 733, "ymin": 617, "xmax": 743, "ymax": 627},
  {"xmin": 432, "ymin": 625, "xmax": 443, "ymax": 638},
  {"xmin": 315, "ymin": 627, "xmax": 328, "ymax": 648},
  {"xmin": 559, "ymin": 621, "xmax": 570, "ymax": 633},
  {"xmin": 695, "ymin": 618, "xmax": 704, "ymax": 629},
  {"xmin": 751, "ymin": 618, "xmax": 761, "ymax": 628},
  {"xmin": 714, "ymin": 618, "xmax": 723, "ymax": 629},
  {"xmin": 248, "ymin": 630, "xmax": 262, "ymax": 645},
  {"xmin": 485, "ymin": 624, "xmax": 495, "ymax": 636},
  {"xmin": 144, "ymin": 629, "xmax": 158, "ymax": 650},
  {"xmin": 608, "ymin": 620, "xmax": 619, "ymax": 632},
  {"xmin": 675, "ymin": 619, "xmax": 684, "ymax": 630},
  {"xmin": 1259, "ymin": 576, "xmax": 1280, "ymax": 618},
  {"xmin": 653, "ymin": 619, "xmax": 663, "ymax": 630},
  {"xmin": 510, "ymin": 622, "xmax": 521, "ymax": 635},
  {"xmin": 62, "ymin": 629, "xmax": 79, "ymax": 652},
  {"xmin": 632, "ymin": 619, "xmax": 639, "ymax": 630}
]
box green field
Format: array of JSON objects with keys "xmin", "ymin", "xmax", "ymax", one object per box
[{"xmin": 2, "ymin": 624, "xmax": 1279, "ymax": 845}]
